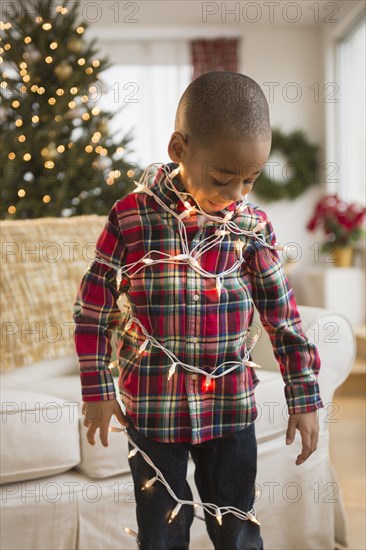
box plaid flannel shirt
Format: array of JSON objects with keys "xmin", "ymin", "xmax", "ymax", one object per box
[{"xmin": 73, "ymin": 162, "xmax": 323, "ymax": 444}]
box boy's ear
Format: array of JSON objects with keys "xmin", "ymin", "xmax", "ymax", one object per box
[{"xmin": 167, "ymin": 131, "xmax": 187, "ymax": 163}]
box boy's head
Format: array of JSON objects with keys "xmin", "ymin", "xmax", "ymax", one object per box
[{"xmin": 167, "ymin": 71, "xmax": 271, "ymax": 214}]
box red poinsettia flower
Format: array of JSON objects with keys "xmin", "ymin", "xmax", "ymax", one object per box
[{"xmin": 306, "ymin": 194, "xmax": 366, "ymax": 251}]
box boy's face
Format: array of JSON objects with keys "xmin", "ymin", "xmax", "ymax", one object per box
[{"xmin": 168, "ymin": 133, "xmax": 271, "ymax": 214}]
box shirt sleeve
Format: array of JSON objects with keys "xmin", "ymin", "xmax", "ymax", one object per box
[
  {"xmin": 72, "ymin": 202, "xmax": 126, "ymax": 402},
  {"xmin": 245, "ymin": 213, "xmax": 324, "ymax": 415}
]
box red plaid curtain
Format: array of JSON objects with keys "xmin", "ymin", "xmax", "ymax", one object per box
[{"xmin": 190, "ymin": 38, "xmax": 239, "ymax": 80}]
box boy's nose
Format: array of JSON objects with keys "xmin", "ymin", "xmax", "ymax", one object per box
[{"xmin": 220, "ymin": 184, "xmax": 245, "ymax": 202}]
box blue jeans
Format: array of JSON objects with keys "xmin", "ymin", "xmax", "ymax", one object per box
[{"xmin": 126, "ymin": 420, "xmax": 264, "ymax": 550}]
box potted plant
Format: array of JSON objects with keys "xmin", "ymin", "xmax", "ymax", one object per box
[{"xmin": 306, "ymin": 194, "xmax": 366, "ymax": 267}]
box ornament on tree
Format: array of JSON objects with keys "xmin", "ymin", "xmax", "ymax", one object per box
[
  {"xmin": 97, "ymin": 117, "xmax": 109, "ymax": 136},
  {"xmin": 23, "ymin": 172, "xmax": 35, "ymax": 182},
  {"xmin": 98, "ymin": 157, "xmax": 113, "ymax": 170},
  {"xmin": 54, "ymin": 61, "xmax": 73, "ymax": 81},
  {"xmin": 67, "ymin": 37, "xmax": 83, "ymax": 54},
  {"xmin": 45, "ymin": 143, "xmax": 58, "ymax": 160},
  {"xmin": 23, "ymin": 46, "xmax": 42, "ymax": 64}
]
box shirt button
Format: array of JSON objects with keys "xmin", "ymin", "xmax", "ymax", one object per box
[
  {"xmin": 169, "ymin": 203, "xmax": 176, "ymax": 209},
  {"xmin": 191, "ymin": 374, "xmax": 197, "ymax": 380},
  {"xmin": 193, "ymin": 294, "xmax": 200, "ymax": 301}
]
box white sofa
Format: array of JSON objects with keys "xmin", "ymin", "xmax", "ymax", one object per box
[{"xmin": 0, "ymin": 215, "xmax": 356, "ymax": 550}]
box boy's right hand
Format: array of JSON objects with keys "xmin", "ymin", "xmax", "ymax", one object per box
[{"xmin": 82, "ymin": 399, "xmax": 130, "ymax": 447}]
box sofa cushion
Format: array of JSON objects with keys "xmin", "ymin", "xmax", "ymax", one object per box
[
  {"xmin": 1, "ymin": 355, "xmax": 79, "ymax": 388},
  {"xmin": 11, "ymin": 373, "xmax": 132, "ymax": 479},
  {"xmin": 0, "ymin": 215, "xmax": 107, "ymax": 371},
  {"xmin": 0, "ymin": 388, "xmax": 80, "ymax": 484}
]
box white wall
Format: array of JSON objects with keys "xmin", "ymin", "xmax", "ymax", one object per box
[{"xmin": 237, "ymin": 27, "xmax": 325, "ymax": 266}]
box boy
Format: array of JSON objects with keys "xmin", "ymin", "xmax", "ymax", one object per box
[{"xmin": 73, "ymin": 71, "xmax": 323, "ymax": 550}]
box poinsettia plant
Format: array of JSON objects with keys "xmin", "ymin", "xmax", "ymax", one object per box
[{"xmin": 306, "ymin": 194, "xmax": 366, "ymax": 252}]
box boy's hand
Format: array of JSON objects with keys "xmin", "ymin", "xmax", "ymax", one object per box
[
  {"xmin": 286, "ymin": 410, "xmax": 319, "ymax": 466},
  {"xmin": 82, "ymin": 399, "xmax": 130, "ymax": 447}
]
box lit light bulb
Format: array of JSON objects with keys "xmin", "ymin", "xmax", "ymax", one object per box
[
  {"xmin": 215, "ymin": 509, "xmax": 223, "ymax": 525},
  {"xmin": 168, "ymin": 502, "xmax": 182, "ymax": 523},
  {"xmin": 203, "ymin": 375, "xmax": 215, "ymax": 392},
  {"xmin": 116, "ymin": 267, "xmax": 122, "ymax": 287},
  {"xmin": 223, "ymin": 212, "xmax": 233, "ymax": 223},
  {"xmin": 137, "ymin": 339, "xmax": 149, "ymax": 356},
  {"xmin": 168, "ymin": 362, "xmax": 177, "ymax": 380},
  {"xmin": 216, "ymin": 278, "xmax": 222, "ymax": 293},
  {"xmin": 243, "ymin": 360, "xmax": 261, "ymax": 369},
  {"xmin": 141, "ymin": 476, "xmax": 157, "ymax": 490},
  {"xmin": 123, "ymin": 527, "xmax": 138, "ymax": 538},
  {"xmin": 123, "ymin": 319, "xmax": 133, "ymax": 334},
  {"xmin": 169, "ymin": 166, "xmax": 181, "ymax": 180},
  {"xmin": 235, "ymin": 239, "xmax": 245, "ymax": 259},
  {"xmin": 246, "ymin": 512, "xmax": 261, "ymax": 525},
  {"xmin": 252, "ymin": 219, "xmax": 268, "ymax": 233},
  {"xmin": 182, "ymin": 201, "xmax": 196, "ymax": 215}
]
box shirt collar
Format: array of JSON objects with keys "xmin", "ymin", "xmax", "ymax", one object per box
[{"xmin": 150, "ymin": 162, "xmax": 241, "ymax": 218}]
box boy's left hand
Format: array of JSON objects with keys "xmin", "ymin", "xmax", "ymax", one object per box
[{"xmin": 286, "ymin": 410, "xmax": 319, "ymax": 466}]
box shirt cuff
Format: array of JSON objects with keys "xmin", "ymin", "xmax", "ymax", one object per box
[
  {"xmin": 284, "ymin": 381, "xmax": 324, "ymax": 415},
  {"xmin": 80, "ymin": 369, "xmax": 117, "ymax": 401}
]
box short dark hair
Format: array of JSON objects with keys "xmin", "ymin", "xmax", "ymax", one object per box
[{"xmin": 175, "ymin": 71, "xmax": 271, "ymax": 148}]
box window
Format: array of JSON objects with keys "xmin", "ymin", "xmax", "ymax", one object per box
[
  {"xmin": 98, "ymin": 64, "xmax": 191, "ymax": 168},
  {"xmin": 336, "ymin": 15, "xmax": 366, "ymax": 205}
]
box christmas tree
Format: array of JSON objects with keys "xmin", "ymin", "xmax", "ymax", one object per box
[{"xmin": 0, "ymin": 0, "xmax": 141, "ymax": 219}]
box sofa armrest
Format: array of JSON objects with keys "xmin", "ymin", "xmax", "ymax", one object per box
[{"xmin": 250, "ymin": 305, "xmax": 356, "ymax": 406}]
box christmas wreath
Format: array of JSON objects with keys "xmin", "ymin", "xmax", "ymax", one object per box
[{"xmin": 253, "ymin": 129, "xmax": 320, "ymax": 201}]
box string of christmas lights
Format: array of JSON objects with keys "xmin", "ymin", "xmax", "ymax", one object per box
[
  {"xmin": 91, "ymin": 162, "xmax": 281, "ymax": 381},
  {"xmin": 93, "ymin": 162, "xmax": 283, "ymax": 535}
]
